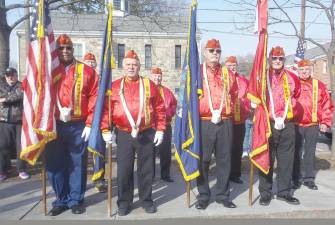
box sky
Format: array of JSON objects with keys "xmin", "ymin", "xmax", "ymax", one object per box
[{"xmin": 6, "ymin": 0, "xmax": 332, "ymax": 65}]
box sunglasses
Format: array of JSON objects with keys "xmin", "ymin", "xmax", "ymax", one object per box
[
  {"xmin": 208, "ymin": 49, "xmax": 221, "ymax": 54},
  {"xmin": 58, "ymin": 46, "xmax": 73, "ymax": 51},
  {"xmin": 272, "ymin": 56, "xmax": 284, "ymax": 61}
]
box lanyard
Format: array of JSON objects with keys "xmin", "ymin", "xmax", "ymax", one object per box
[
  {"xmin": 267, "ymin": 71, "xmax": 290, "ymax": 120},
  {"xmin": 119, "ymin": 76, "xmax": 144, "ymax": 132},
  {"xmin": 203, "ymin": 63, "xmax": 225, "ymax": 114}
]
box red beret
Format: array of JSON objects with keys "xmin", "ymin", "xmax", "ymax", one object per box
[
  {"xmin": 56, "ymin": 34, "xmax": 73, "ymax": 46},
  {"xmin": 298, "ymin": 59, "xmax": 312, "ymax": 67},
  {"xmin": 83, "ymin": 52, "xmax": 96, "ymax": 61},
  {"xmin": 206, "ymin": 39, "xmax": 221, "ymax": 49},
  {"xmin": 270, "ymin": 46, "xmax": 285, "ymax": 57},
  {"xmin": 124, "ymin": 50, "xmax": 139, "ymax": 60},
  {"xmin": 151, "ymin": 67, "xmax": 162, "ymax": 75},
  {"xmin": 225, "ymin": 56, "xmax": 237, "ymax": 63}
]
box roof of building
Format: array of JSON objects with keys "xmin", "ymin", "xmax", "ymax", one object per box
[
  {"xmin": 286, "ymin": 42, "xmax": 329, "ymax": 64},
  {"xmin": 16, "ymin": 13, "xmax": 194, "ymax": 35}
]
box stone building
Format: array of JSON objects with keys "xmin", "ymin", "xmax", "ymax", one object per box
[{"xmin": 15, "ymin": 3, "xmax": 201, "ymax": 94}]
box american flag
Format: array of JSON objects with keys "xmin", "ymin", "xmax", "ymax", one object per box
[
  {"xmin": 20, "ymin": 0, "xmax": 60, "ymax": 165},
  {"xmin": 292, "ymin": 38, "xmax": 305, "ymax": 72}
]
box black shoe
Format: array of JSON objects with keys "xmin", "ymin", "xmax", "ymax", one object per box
[
  {"xmin": 71, "ymin": 204, "xmax": 86, "ymax": 214},
  {"xmin": 195, "ymin": 200, "xmax": 209, "ymax": 210},
  {"xmin": 161, "ymin": 177, "xmax": 174, "ymax": 182},
  {"xmin": 259, "ymin": 196, "xmax": 271, "ymax": 206},
  {"xmin": 118, "ymin": 206, "xmax": 131, "ymax": 216},
  {"xmin": 276, "ymin": 195, "xmax": 300, "ymax": 205},
  {"xmin": 143, "ymin": 204, "xmax": 157, "ymax": 214},
  {"xmin": 292, "ymin": 181, "xmax": 301, "ymax": 189},
  {"xmin": 48, "ymin": 206, "xmax": 68, "ymax": 216},
  {"xmin": 303, "ymin": 181, "xmax": 318, "ymax": 190},
  {"xmin": 230, "ymin": 177, "xmax": 243, "ymax": 184},
  {"xmin": 216, "ymin": 199, "xmax": 237, "ymax": 208}
]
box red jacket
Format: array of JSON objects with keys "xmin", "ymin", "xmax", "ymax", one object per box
[
  {"xmin": 266, "ymin": 69, "xmax": 301, "ymax": 121},
  {"xmin": 55, "ymin": 60, "xmax": 99, "ymax": 126},
  {"xmin": 158, "ymin": 85, "xmax": 177, "ymax": 125},
  {"xmin": 232, "ymin": 74, "xmax": 250, "ymax": 124},
  {"xmin": 102, "ymin": 76, "xmax": 166, "ymax": 133},
  {"xmin": 297, "ymin": 78, "xmax": 333, "ymax": 127},
  {"xmin": 199, "ymin": 64, "xmax": 237, "ymax": 120}
]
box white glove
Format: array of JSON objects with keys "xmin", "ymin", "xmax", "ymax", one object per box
[
  {"xmin": 274, "ymin": 117, "xmax": 285, "ymax": 130},
  {"xmin": 81, "ymin": 126, "xmax": 91, "ymax": 142},
  {"xmin": 102, "ymin": 130, "xmax": 113, "ymax": 146},
  {"xmin": 153, "ymin": 131, "xmax": 164, "ymax": 147},
  {"xmin": 59, "ymin": 107, "xmax": 72, "ymax": 122},
  {"xmin": 211, "ymin": 110, "xmax": 221, "ymax": 124},
  {"xmin": 251, "ymin": 102, "xmax": 257, "ymax": 109}
]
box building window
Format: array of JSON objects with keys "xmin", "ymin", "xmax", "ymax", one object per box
[
  {"xmin": 323, "ymin": 61, "xmax": 327, "ymax": 74},
  {"xmin": 117, "ymin": 44, "xmax": 125, "ymax": 69},
  {"xmin": 73, "ymin": 43, "xmax": 84, "ymax": 59},
  {"xmin": 145, "ymin": 44, "xmax": 152, "ymax": 69},
  {"xmin": 175, "ymin": 45, "xmax": 181, "ymax": 69},
  {"xmin": 114, "ymin": 0, "xmax": 121, "ymax": 10}
]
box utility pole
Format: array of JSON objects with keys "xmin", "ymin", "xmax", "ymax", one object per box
[{"xmin": 300, "ymin": 0, "xmax": 305, "ymax": 40}]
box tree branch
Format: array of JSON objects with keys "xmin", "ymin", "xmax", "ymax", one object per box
[
  {"xmin": 273, "ymin": 0, "xmax": 299, "ymax": 37},
  {"xmin": 304, "ymin": 37, "xmax": 327, "ymax": 54},
  {"xmin": 5, "ymin": 3, "xmax": 33, "ymax": 12},
  {"xmin": 49, "ymin": 0, "xmax": 84, "ymax": 10},
  {"xmin": 9, "ymin": 12, "xmax": 33, "ymax": 31}
]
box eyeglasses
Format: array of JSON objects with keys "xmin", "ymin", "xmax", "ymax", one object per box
[
  {"xmin": 58, "ymin": 46, "xmax": 73, "ymax": 51},
  {"xmin": 272, "ymin": 56, "xmax": 284, "ymax": 61},
  {"xmin": 208, "ymin": 49, "xmax": 221, "ymax": 54}
]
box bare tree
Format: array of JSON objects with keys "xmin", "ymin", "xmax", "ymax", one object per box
[
  {"xmin": 0, "ymin": 0, "xmax": 186, "ymax": 74},
  {"xmin": 231, "ymin": 0, "xmax": 335, "ymax": 158},
  {"xmin": 0, "ymin": 0, "xmax": 104, "ymax": 74}
]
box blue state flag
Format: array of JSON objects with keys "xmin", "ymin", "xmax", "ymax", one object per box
[
  {"xmin": 174, "ymin": 0, "xmax": 202, "ymax": 182},
  {"xmin": 88, "ymin": 3, "xmax": 115, "ymax": 182}
]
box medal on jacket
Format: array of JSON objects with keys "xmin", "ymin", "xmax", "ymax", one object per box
[
  {"xmin": 203, "ymin": 63, "xmax": 225, "ymax": 124},
  {"xmin": 267, "ymin": 71, "xmax": 290, "ymax": 130},
  {"xmin": 119, "ymin": 77, "xmax": 144, "ymax": 138}
]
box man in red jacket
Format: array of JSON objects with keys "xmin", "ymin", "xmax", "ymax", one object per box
[
  {"xmin": 195, "ymin": 39, "xmax": 237, "ymax": 210},
  {"xmin": 101, "ymin": 50, "xmax": 166, "ymax": 216},
  {"xmin": 292, "ymin": 59, "xmax": 333, "ymax": 190},
  {"xmin": 225, "ymin": 56, "xmax": 250, "ymax": 184},
  {"xmin": 151, "ymin": 67, "xmax": 177, "ymax": 182},
  {"xmin": 257, "ymin": 46, "xmax": 301, "ymax": 206},
  {"xmin": 46, "ymin": 34, "xmax": 100, "ymax": 216}
]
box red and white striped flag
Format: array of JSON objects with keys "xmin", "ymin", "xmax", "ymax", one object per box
[
  {"xmin": 291, "ymin": 38, "xmax": 305, "ymax": 74},
  {"xmin": 20, "ymin": 0, "xmax": 61, "ymax": 165}
]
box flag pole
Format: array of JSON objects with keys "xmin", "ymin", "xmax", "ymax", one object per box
[
  {"xmin": 248, "ymin": 161, "xmax": 254, "ymax": 206},
  {"xmin": 41, "ymin": 153, "xmax": 47, "ymax": 215},
  {"xmin": 107, "ymin": 94, "xmax": 112, "ymax": 217},
  {"xmin": 186, "ymin": 181, "xmax": 190, "ymax": 208},
  {"xmin": 37, "ymin": 0, "xmax": 47, "ymax": 215}
]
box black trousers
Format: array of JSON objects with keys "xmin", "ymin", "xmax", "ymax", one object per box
[
  {"xmin": 196, "ymin": 119, "xmax": 233, "ymax": 202},
  {"xmin": 293, "ymin": 125, "xmax": 319, "ymax": 183},
  {"xmin": 230, "ymin": 123, "xmax": 245, "ymax": 179},
  {"xmin": 154, "ymin": 124, "xmax": 172, "ymax": 179},
  {"xmin": 116, "ymin": 128, "xmax": 155, "ymax": 209},
  {"xmin": 0, "ymin": 122, "xmax": 26, "ymax": 174},
  {"xmin": 258, "ymin": 122, "xmax": 295, "ymax": 198}
]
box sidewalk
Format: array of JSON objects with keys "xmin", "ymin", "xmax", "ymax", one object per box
[{"xmin": 0, "ymin": 151, "xmax": 335, "ymax": 220}]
